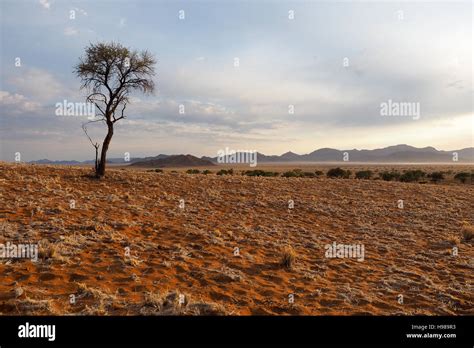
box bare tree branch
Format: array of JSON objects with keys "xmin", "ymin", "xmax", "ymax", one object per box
[{"xmin": 113, "ymin": 103, "xmax": 127, "ymax": 123}]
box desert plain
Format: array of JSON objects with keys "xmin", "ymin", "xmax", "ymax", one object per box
[{"xmin": 0, "ymin": 162, "xmax": 473, "ymax": 315}]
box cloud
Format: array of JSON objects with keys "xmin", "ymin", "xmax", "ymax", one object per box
[
  {"xmin": 0, "ymin": 91, "xmax": 41, "ymax": 114},
  {"xmin": 7, "ymin": 67, "xmax": 68, "ymax": 102},
  {"xmin": 64, "ymin": 26, "xmax": 79, "ymax": 36},
  {"xmin": 39, "ymin": 0, "xmax": 51, "ymax": 10}
]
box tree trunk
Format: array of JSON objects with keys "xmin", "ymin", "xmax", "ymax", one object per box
[
  {"xmin": 96, "ymin": 122, "xmax": 114, "ymax": 177},
  {"xmin": 94, "ymin": 145, "xmax": 99, "ymax": 173}
]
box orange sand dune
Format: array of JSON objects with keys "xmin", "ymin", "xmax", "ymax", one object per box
[{"xmin": 0, "ymin": 163, "xmax": 472, "ymax": 315}]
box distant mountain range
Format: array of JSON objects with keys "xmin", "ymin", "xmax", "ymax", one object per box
[
  {"xmin": 130, "ymin": 154, "xmax": 215, "ymax": 167},
  {"xmin": 27, "ymin": 145, "xmax": 473, "ymax": 166},
  {"xmin": 206, "ymin": 145, "xmax": 474, "ymax": 163}
]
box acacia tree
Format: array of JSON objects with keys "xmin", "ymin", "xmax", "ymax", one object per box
[{"xmin": 75, "ymin": 42, "xmax": 156, "ymax": 177}]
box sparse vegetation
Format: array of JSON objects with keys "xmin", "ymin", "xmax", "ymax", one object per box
[
  {"xmin": 379, "ymin": 171, "xmax": 400, "ymax": 181},
  {"xmin": 428, "ymin": 171, "xmax": 444, "ymax": 183},
  {"xmin": 216, "ymin": 169, "xmax": 233, "ymax": 176},
  {"xmin": 327, "ymin": 167, "xmax": 351, "ymax": 179},
  {"xmin": 454, "ymin": 172, "xmax": 471, "ymax": 184},
  {"xmin": 142, "ymin": 291, "xmax": 227, "ymax": 315},
  {"xmin": 281, "ymin": 170, "xmax": 301, "ymax": 178},
  {"xmin": 186, "ymin": 169, "xmax": 200, "ymax": 174},
  {"xmin": 399, "ymin": 170, "xmax": 426, "ymax": 183},
  {"xmin": 243, "ymin": 170, "xmax": 279, "ymax": 177},
  {"xmin": 355, "ymin": 170, "xmax": 373, "ymax": 180},
  {"xmin": 1, "ymin": 162, "xmax": 473, "ymax": 316},
  {"xmin": 281, "ymin": 169, "xmax": 319, "ymax": 178}
]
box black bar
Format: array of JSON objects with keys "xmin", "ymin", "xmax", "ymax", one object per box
[{"xmin": 0, "ymin": 316, "xmax": 472, "ymax": 346}]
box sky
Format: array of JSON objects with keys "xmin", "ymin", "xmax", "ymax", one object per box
[{"xmin": 0, "ymin": 0, "xmax": 473, "ymax": 161}]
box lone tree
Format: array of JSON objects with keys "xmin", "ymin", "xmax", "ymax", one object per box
[{"xmin": 75, "ymin": 42, "xmax": 156, "ymax": 177}]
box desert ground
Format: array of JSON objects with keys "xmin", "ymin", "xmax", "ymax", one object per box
[{"xmin": 0, "ymin": 162, "xmax": 473, "ymax": 315}]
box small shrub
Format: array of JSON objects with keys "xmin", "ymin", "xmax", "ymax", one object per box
[
  {"xmin": 355, "ymin": 170, "xmax": 373, "ymax": 180},
  {"xmin": 379, "ymin": 171, "xmax": 400, "ymax": 181},
  {"xmin": 454, "ymin": 172, "xmax": 470, "ymax": 184},
  {"xmin": 399, "ymin": 170, "xmax": 426, "ymax": 183},
  {"xmin": 217, "ymin": 169, "xmax": 233, "ymax": 176},
  {"xmin": 314, "ymin": 170, "xmax": 324, "ymax": 176},
  {"xmin": 428, "ymin": 171, "xmax": 444, "ymax": 183},
  {"xmin": 327, "ymin": 167, "xmax": 348, "ymax": 178},
  {"xmin": 244, "ymin": 170, "xmax": 278, "ymax": 177},
  {"xmin": 282, "ymin": 170, "xmax": 301, "ymax": 178},
  {"xmin": 244, "ymin": 170, "xmax": 261, "ymax": 177},
  {"xmin": 281, "ymin": 169, "xmax": 318, "ymax": 178},
  {"xmin": 202, "ymin": 170, "xmax": 212, "ymax": 175},
  {"xmin": 186, "ymin": 169, "xmax": 200, "ymax": 174},
  {"xmin": 399, "ymin": 172, "xmax": 415, "ymax": 182},
  {"xmin": 414, "ymin": 169, "xmax": 426, "ymax": 178}
]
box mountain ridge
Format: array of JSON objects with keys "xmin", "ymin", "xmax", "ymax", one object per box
[
  {"xmin": 130, "ymin": 154, "xmax": 215, "ymax": 167},
  {"xmin": 26, "ymin": 144, "xmax": 474, "ymax": 165}
]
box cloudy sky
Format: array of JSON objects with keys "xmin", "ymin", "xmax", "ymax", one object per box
[{"xmin": 0, "ymin": 0, "xmax": 472, "ymax": 161}]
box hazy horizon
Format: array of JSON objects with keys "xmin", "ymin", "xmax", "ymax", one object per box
[
  {"xmin": 1, "ymin": 0, "xmax": 473, "ymax": 161},
  {"xmin": 1, "ymin": 143, "xmax": 472, "ymax": 163}
]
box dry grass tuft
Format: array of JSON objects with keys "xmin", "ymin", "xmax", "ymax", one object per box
[
  {"xmin": 280, "ymin": 245, "xmax": 296, "ymax": 270},
  {"xmin": 75, "ymin": 282, "xmax": 117, "ymax": 315},
  {"xmin": 38, "ymin": 240, "xmax": 57, "ymax": 260},
  {"xmin": 144, "ymin": 291, "xmax": 162, "ymax": 308},
  {"xmin": 446, "ymin": 235, "xmax": 460, "ymax": 246},
  {"xmin": 16, "ymin": 297, "xmax": 55, "ymax": 314},
  {"xmin": 141, "ymin": 291, "xmax": 227, "ymax": 315},
  {"xmin": 461, "ymin": 223, "xmax": 474, "ymax": 242}
]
